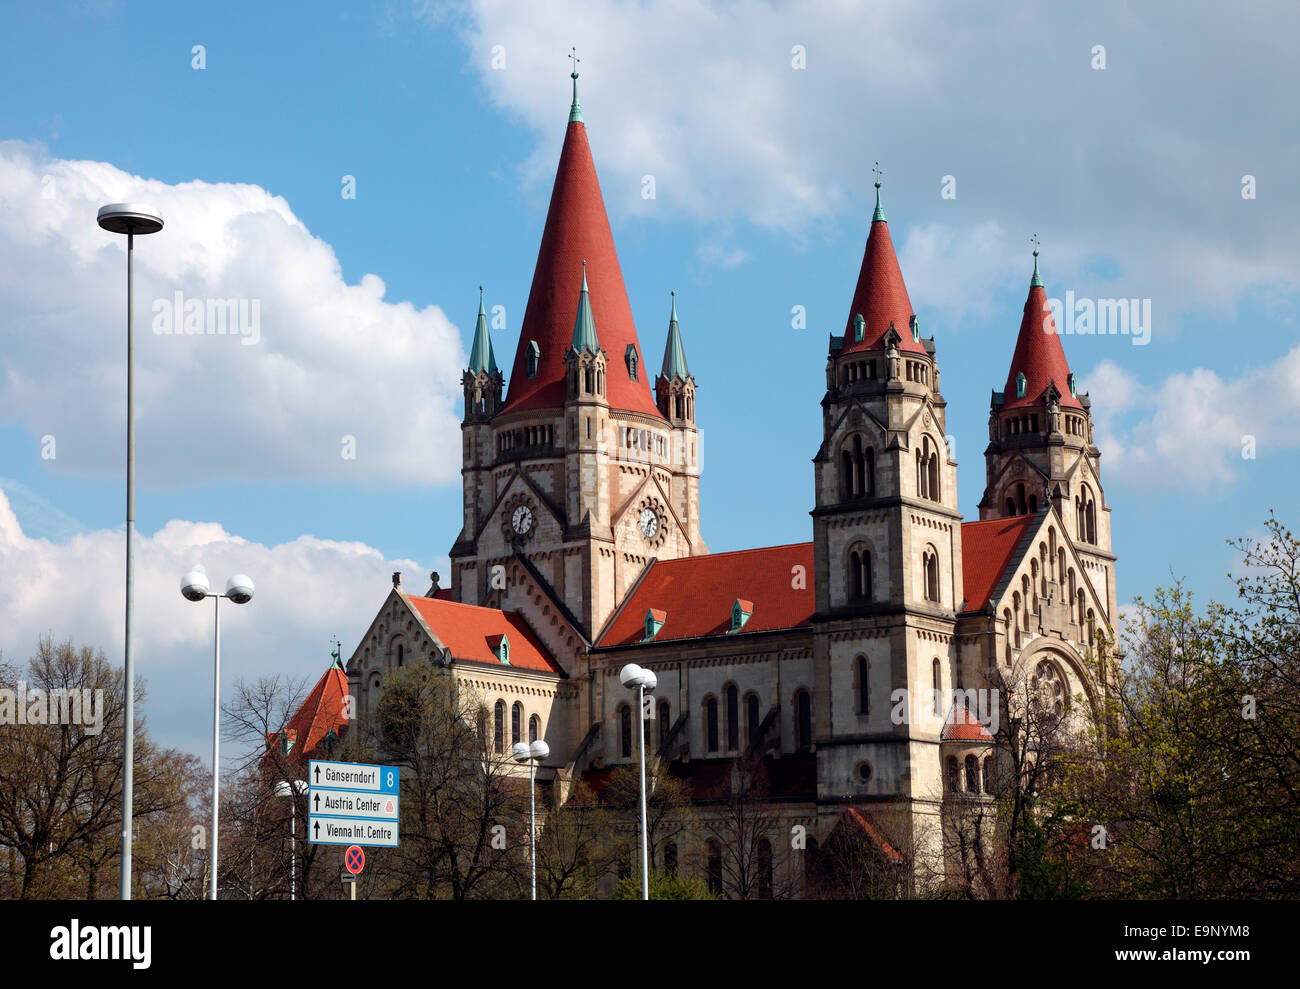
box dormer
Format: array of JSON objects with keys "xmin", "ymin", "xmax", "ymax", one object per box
[
  {"xmin": 487, "ymin": 632, "xmax": 510, "ymax": 665},
  {"xmin": 728, "ymin": 599, "xmax": 754, "ymax": 633},
  {"xmin": 643, "ymin": 609, "xmax": 666, "ymax": 642}
]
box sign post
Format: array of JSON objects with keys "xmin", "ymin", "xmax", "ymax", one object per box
[{"xmin": 343, "ymin": 845, "xmax": 364, "ymax": 901}]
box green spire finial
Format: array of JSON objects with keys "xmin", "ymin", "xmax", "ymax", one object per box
[
  {"xmin": 1030, "ymin": 234, "xmax": 1043, "ymax": 287},
  {"xmin": 571, "ymin": 259, "xmax": 600, "ymax": 351},
  {"xmin": 468, "ymin": 284, "xmax": 497, "ymax": 374},
  {"xmin": 661, "ymin": 290, "xmax": 689, "ymax": 380},
  {"xmin": 872, "ymin": 160, "xmax": 886, "ymax": 222},
  {"xmin": 569, "ymin": 47, "xmax": 583, "ymax": 123}
]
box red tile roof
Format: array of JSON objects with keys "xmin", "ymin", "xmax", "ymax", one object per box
[
  {"xmin": 1001, "ymin": 277, "xmax": 1082, "ymax": 411},
  {"xmin": 406, "ymin": 595, "xmax": 563, "ymax": 674},
  {"xmin": 266, "ymin": 662, "xmax": 350, "ymax": 763},
  {"xmin": 942, "ymin": 699, "xmax": 995, "ymax": 743},
  {"xmin": 839, "ymin": 214, "xmax": 927, "ymax": 356},
  {"xmin": 500, "ymin": 117, "xmax": 661, "ymax": 419},
  {"xmin": 598, "ymin": 544, "xmax": 816, "ymax": 646},
  {"xmin": 960, "ymin": 515, "xmax": 1035, "ymax": 612}
]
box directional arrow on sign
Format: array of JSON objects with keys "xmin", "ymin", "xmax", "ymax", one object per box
[
  {"xmin": 313, "ymin": 821, "xmax": 320, "ymax": 840},
  {"xmin": 314, "ymin": 792, "xmax": 320, "ymax": 812}
]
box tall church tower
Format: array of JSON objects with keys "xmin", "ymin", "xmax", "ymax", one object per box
[
  {"xmin": 448, "ymin": 69, "xmax": 705, "ymax": 642},
  {"xmin": 810, "ymin": 178, "xmax": 963, "ymax": 813},
  {"xmin": 977, "ymin": 250, "xmax": 1116, "ymax": 622}
]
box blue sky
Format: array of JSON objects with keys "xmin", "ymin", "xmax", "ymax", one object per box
[{"xmin": 1, "ymin": 0, "xmax": 1297, "ymax": 758}]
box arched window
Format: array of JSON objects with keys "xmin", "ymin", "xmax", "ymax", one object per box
[
  {"xmin": 757, "ymin": 838, "xmax": 774, "ymax": 900},
  {"xmin": 1005, "ymin": 497, "xmax": 1016, "ymax": 517},
  {"xmin": 982, "ymin": 756, "xmax": 993, "ymax": 794},
  {"xmin": 396, "ymin": 643, "xmax": 404, "ymax": 667},
  {"xmin": 856, "ymin": 655, "xmax": 870, "ymax": 715},
  {"xmin": 705, "ymin": 697, "xmax": 719, "ymax": 753},
  {"xmin": 849, "ymin": 547, "xmax": 871, "ymax": 600},
  {"xmin": 1015, "ymin": 482, "xmax": 1028, "ymax": 516},
  {"xmin": 1077, "ymin": 485, "xmax": 1097, "ymax": 543},
  {"xmin": 529, "ymin": 714, "xmax": 540, "ymax": 744},
  {"xmin": 795, "ymin": 689, "xmax": 812, "ymax": 749},
  {"xmin": 932, "ymin": 658, "xmax": 943, "ymax": 716},
  {"xmin": 746, "ymin": 693, "xmax": 761, "ymax": 746},
  {"xmin": 965, "ymin": 755, "xmax": 978, "ymax": 792},
  {"xmin": 664, "ymin": 841, "xmax": 678, "ymax": 876},
  {"xmin": 947, "ymin": 756, "xmax": 959, "ymax": 793},
  {"xmin": 1031, "ymin": 660, "xmax": 1066, "ymax": 716},
  {"xmin": 619, "ymin": 704, "xmax": 632, "ymax": 759},
  {"xmin": 923, "ymin": 550, "xmax": 940, "ymax": 602},
  {"xmin": 1087, "ymin": 608, "xmax": 1096, "ymax": 645},
  {"xmin": 1003, "ymin": 609, "xmax": 1014, "ymax": 662},
  {"xmin": 842, "ymin": 434, "xmax": 874, "ymax": 499},
  {"xmin": 493, "ymin": 700, "xmax": 505, "ymax": 754},
  {"xmin": 658, "ymin": 700, "xmax": 671, "ymax": 748},
  {"xmin": 511, "ymin": 702, "xmax": 522, "ymax": 746},
  {"xmin": 726, "ymin": 685, "xmax": 739, "ymax": 751},
  {"xmin": 706, "ymin": 839, "xmax": 723, "ymax": 895}
]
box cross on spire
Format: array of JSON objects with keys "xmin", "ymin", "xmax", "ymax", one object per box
[
  {"xmin": 871, "ymin": 161, "xmax": 886, "ymax": 222},
  {"xmin": 568, "ymin": 47, "xmax": 583, "ymax": 122},
  {"xmin": 1030, "ymin": 234, "xmax": 1043, "ymax": 287}
]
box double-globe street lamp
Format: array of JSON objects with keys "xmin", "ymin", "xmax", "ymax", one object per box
[
  {"xmin": 97, "ymin": 203, "xmax": 164, "ymax": 900},
  {"xmin": 619, "ymin": 663, "xmax": 657, "ymax": 901},
  {"xmin": 274, "ymin": 779, "xmax": 309, "ymax": 899},
  {"xmin": 181, "ymin": 570, "xmax": 255, "ymax": 900},
  {"xmin": 512, "ymin": 739, "xmax": 550, "ymax": 900}
]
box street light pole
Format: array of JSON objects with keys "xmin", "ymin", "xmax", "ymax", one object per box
[
  {"xmin": 275, "ymin": 779, "xmax": 307, "ymax": 899},
  {"xmin": 619, "ymin": 664, "xmax": 657, "ymax": 901},
  {"xmin": 512, "ymin": 739, "xmax": 550, "ymax": 900},
  {"xmin": 182, "ymin": 570, "xmax": 255, "ymax": 900},
  {"xmin": 97, "ymin": 203, "xmax": 163, "ymax": 902}
]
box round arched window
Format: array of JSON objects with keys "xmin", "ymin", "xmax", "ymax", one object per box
[{"xmin": 1031, "ymin": 660, "xmax": 1066, "ymax": 716}]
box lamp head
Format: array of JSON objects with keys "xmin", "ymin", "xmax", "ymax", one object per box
[
  {"xmin": 180, "ymin": 569, "xmax": 211, "ymax": 602},
  {"xmin": 529, "ymin": 740, "xmax": 549, "ymax": 760},
  {"xmin": 225, "ymin": 574, "xmax": 255, "ymax": 605},
  {"xmin": 511, "ymin": 742, "xmax": 531, "ymax": 763},
  {"xmin": 97, "ymin": 203, "xmax": 164, "ymax": 235},
  {"xmin": 641, "ymin": 670, "xmax": 658, "ymax": 692},
  {"xmin": 619, "ymin": 663, "xmax": 643, "ymax": 688}
]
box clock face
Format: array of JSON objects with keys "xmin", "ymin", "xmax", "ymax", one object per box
[
  {"xmin": 639, "ymin": 508, "xmax": 660, "ymax": 539},
  {"xmin": 511, "ymin": 506, "xmax": 533, "ymax": 535}
]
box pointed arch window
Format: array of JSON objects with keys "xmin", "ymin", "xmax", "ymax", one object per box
[
  {"xmin": 493, "ymin": 700, "xmax": 505, "ymax": 754},
  {"xmin": 619, "ymin": 703, "xmax": 633, "ymax": 759},
  {"xmin": 1015, "ymin": 371, "xmax": 1027, "ymax": 398},
  {"xmin": 705, "ymin": 697, "xmax": 719, "ymax": 753},
  {"xmin": 932, "ymin": 658, "xmax": 943, "ymax": 716},
  {"xmin": 856, "ymin": 655, "xmax": 870, "ymax": 715},
  {"xmin": 526, "ymin": 340, "xmax": 540, "ymax": 378},
  {"xmin": 794, "ymin": 689, "xmax": 812, "ymax": 749},
  {"xmin": 511, "ymin": 701, "xmax": 522, "ymax": 746},
  {"xmin": 529, "ymin": 714, "xmax": 540, "ymax": 744},
  {"xmin": 746, "ymin": 693, "xmax": 761, "ymax": 747},
  {"xmin": 625, "ymin": 344, "xmax": 639, "ymax": 381},
  {"xmin": 965, "ymin": 755, "xmax": 979, "ymax": 793},
  {"xmin": 726, "ymin": 684, "xmax": 740, "ymax": 751},
  {"xmin": 947, "ymin": 756, "xmax": 960, "ymax": 793},
  {"xmin": 849, "ymin": 548, "xmax": 871, "ymax": 601},
  {"xmin": 982, "ymin": 756, "xmax": 993, "ymax": 794},
  {"xmin": 923, "ymin": 550, "xmax": 940, "ymax": 603}
]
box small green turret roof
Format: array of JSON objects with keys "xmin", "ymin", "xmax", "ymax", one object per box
[
  {"xmin": 468, "ymin": 286, "xmax": 497, "ymax": 374},
  {"xmin": 661, "ymin": 291, "xmax": 689, "ymax": 380},
  {"xmin": 1030, "ymin": 249, "xmax": 1043, "ymax": 288},
  {"xmin": 571, "ymin": 261, "xmax": 600, "ymax": 352}
]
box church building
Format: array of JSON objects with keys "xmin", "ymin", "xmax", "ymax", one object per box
[{"xmin": 341, "ymin": 70, "xmax": 1117, "ymax": 894}]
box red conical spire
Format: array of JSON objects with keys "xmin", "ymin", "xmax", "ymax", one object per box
[
  {"xmin": 839, "ymin": 179, "xmax": 926, "ymax": 356},
  {"xmin": 501, "ymin": 110, "xmax": 660, "ymax": 418},
  {"xmin": 1001, "ymin": 254, "xmax": 1082, "ymax": 411}
]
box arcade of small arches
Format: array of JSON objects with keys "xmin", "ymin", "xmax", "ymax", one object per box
[
  {"xmin": 614, "ymin": 684, "xmax": 816, "ymax": 761},
  {"xmin": 490, "ymin": 698, "xmax": 543, "ymax": 753}
]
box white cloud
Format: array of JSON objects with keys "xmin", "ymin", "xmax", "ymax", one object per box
[
  {"xmin": 0, "ymin": 141, "xmax": 466, "ymax": 487},
  {"xmin": 0, "ymin": 486, "xmax": 443, "ymax": 755},
  {"xmin": 1087, "ymin": 347, "xmax": 1300, "ymax": 488},
  {"xmin": 423, "ymin": 0, "xmax": 1300, "ymax": 325}
]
